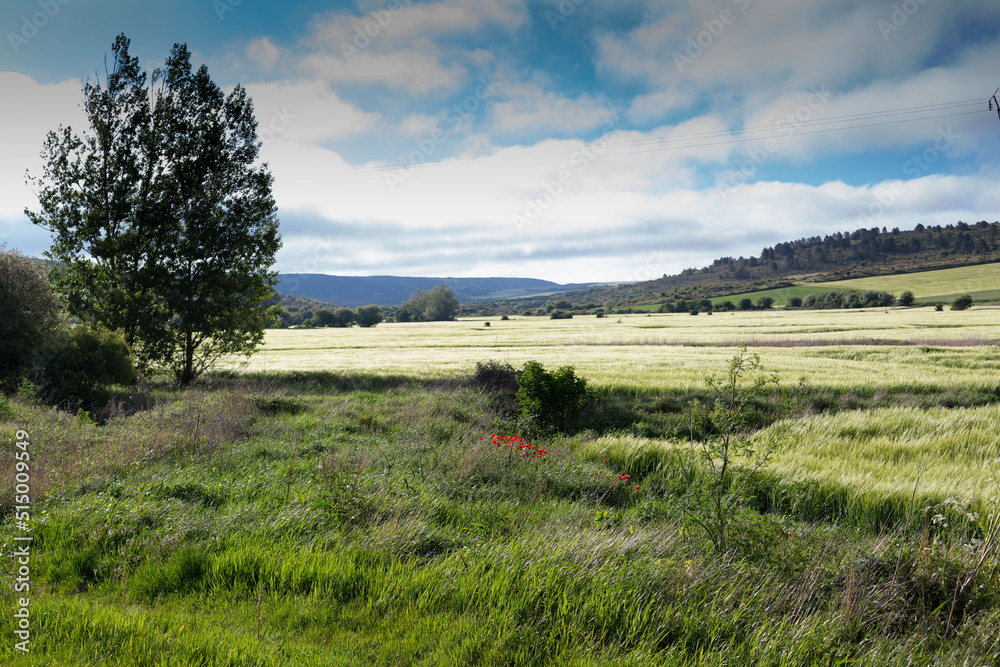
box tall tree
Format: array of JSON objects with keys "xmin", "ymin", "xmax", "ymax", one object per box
[{"xmin": 26, "ymin": 35, "xmax": 281, "ymax": 384}]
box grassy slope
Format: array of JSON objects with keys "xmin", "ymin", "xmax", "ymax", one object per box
[
  {"xmin": 683, "ymin": 263, "xmax": 1000, "ymax": 307},
  {"xmin": 3, "ymin": 313, "xmax": 1000, "ymax": 665},
  {"xmin": 809, "ymin": 262, "xmax": 1000, "ymax": 303}
]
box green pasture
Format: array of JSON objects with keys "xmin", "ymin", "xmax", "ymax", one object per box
[
  {"xmin": 704, "ymin": 262, "xmax": 1000, "ymax": 307},
  {"xmin": 809, "ymin": 261, "xmax": 1000, "ymax": 302},
  {"xmin": 4, "ymin": 306, "xmax": 1000, "ymax": 664}
]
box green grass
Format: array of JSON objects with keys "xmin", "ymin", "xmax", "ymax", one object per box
[
  {"xmin": 3, "ymin": 314, "xmax": 1000, "ymax": 664},
  {"xmin": 690, "ymin": 262, "xmax": 1000, "ymax": 307},
  {"xmin": 809, "ymin": 261, "xmax": 1000, "ymax": 301}
]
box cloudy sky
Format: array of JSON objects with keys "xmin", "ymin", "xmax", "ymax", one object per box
[{"xmin": 2, "ymin": 0, "xmax": 999, "ymax": 283}]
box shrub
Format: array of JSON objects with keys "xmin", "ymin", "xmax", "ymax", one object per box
[
  {"xmin": 738, "ymin": 298, "xmax": 754, "ymax": 311},
  {"xmin": 689, "ymin": 309, "xmax": 699, "ymax": 316},
  {"xmin": 550, "ymin": 310, "xmax": 572, "ymax": 319},
  {"xmin": 950, "ymin": 294, "xmax": 973, "ymax": 311},
  {"xmin": 40, "ymin": 327, "xmax": 136, "ymax": 409},
  {"xmin": 333, "ymin": 307, "xmax": 355, "ymax": 327},
  {"xmin": 899, "ymin": 290, "xmax": 916, "ymax": 307},
  {"xmin": 354, "ymin": 305, "xmax": 384, "ymax": 328},
  {"xmin": 470, "ymin": 360, "xmax": 521, "ymax": 394},
  {"xmin": 787, "ymin": 296, "xmax": 803, "ymax": 308},
  {"xmin": 0, "ymin": 247, "xmax": 62, "ymax": 393},
  {"xmin": 516, "ymin": 361, "xmax": 591, "ymax": 433}
]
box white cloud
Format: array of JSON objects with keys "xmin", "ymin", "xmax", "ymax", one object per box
[
  {"xmin": 246, "ymin": 37, "xmax": 282, "ymax": 69},
  {"xmin": 298, "ymin": 0, "xmax": 526, "ymax": 94},
  {"xmin": 0, "ymin": 72, "xmax": 85, "ymax": 221},
  {"xmin": 244, "ymin": 80, "xmax": 380, "ymax": 145},
  {"xmin": 490, "ymin": 79, "xmax": 617, "ymax": 137}
]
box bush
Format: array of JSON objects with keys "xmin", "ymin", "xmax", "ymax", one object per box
[
  {"xmin": 400, "ymin": 284, "xmax": 460, "ymax": 322},
  {"xmin": 40, "ymin": 327, "xmax": 136, "ymax": 409},
  {"xmin": 0, "ymin": 247, "xmax": 62, "ymax": 393},
  {"xmin": 550, "ymin": 310, "xmax": 573, "ymax": 319},
  {"xmin": 787, "ymin": 296, "xmax": 803, "ymax": 308},
  {"xmin": 950, "ymin": 294, "xmax": 973, "ymax": 311},
  {"xmin": 516, "ymin": 361, "xmax": 591, "ymax": 433},
  {"xmin": 470, "ymin": 360, "xmax": 522, "ymax": 394},
  {"xmin": 899, "ymin": 290, "xmax": 915, "ymax": 307},
  {"xmin": 354, "ymin": 305, "xmax": 383, "ymax": 328}
]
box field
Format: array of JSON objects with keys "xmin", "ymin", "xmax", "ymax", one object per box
[
  {"xmin": 3, "ymin": 306, "xmax": 1000, "ymax": 665},
  {"xmin": 704, "ymin": 262, "xmax": 1000, "ymax": 307}
]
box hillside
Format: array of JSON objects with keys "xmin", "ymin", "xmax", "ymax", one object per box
[
  {"xmin": 276, "ymin": 274, "xmax": 601, "ymax": 307},
  {"xmin": 460, "ymin": 220, "xmax": 1000, "ymax": 314}
]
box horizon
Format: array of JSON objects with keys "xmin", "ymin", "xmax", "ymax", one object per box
[{"xmin": 2, "ymin": 1, "xmax": 999, "ymax": 283}]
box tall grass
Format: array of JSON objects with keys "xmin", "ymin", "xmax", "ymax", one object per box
[{"xmin": 2, "ymin": 359, "xmax": 999, "ymax": 664}]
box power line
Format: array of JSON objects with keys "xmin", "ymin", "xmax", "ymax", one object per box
[{"xmin": 349, "ymin": 98, "xmax": 986, "ymax": 174}]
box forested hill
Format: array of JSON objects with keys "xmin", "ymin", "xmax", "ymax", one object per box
[{"xmin": 574, "ymin": 220, "xmax": 1000, "ymax": 305}]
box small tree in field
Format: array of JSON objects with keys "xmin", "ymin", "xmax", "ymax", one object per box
[
  {"xmin": 678, "ymin": 346, "xmax": 779, "ymax": 555},
  {"xmin": 354, "ymin": 305, "xmax": 383, "ymax": 328},
  {"xmin": 899, "ymin": 290, "xmax": 915, "ymax": 307},
  {"xmin": 951, "ymin": 294, "xmax": 973, "ymax": 311}
]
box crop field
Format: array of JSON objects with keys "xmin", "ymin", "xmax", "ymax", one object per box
[
  {"xmin": 229, "ymin": 307, "xmax": 1000, "ymax": 392},
  {"xmin": 3, "ymin": 305, "xmax": 1000, "ymax": 665}
]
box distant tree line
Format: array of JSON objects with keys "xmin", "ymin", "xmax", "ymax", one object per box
[
  {"xmin": 786, "ymin": 290, "xmax": 898, "ymax": 309},
  {"xmin": 279, "ymin": 304, "xmax": 384, "ymax": 328}
]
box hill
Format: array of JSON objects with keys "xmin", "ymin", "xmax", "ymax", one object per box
[
  {"xmin": 276, "ymin": 274, "xmax": 601, "ymax": 307},
  {"xmin": 460, "ymin": 220, "xmax": 1000, "ymax": 315}
]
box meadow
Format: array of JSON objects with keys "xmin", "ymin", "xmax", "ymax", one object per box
[
  {"xmin": 2, "ymin": 305, "xmax": 999, "ymax": 665},
  {"xmin": 702, "ymin": 262, "xmax": 1000, "ymax": 308}
]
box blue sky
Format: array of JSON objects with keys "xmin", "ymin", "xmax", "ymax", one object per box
[{"xmin": 2, "ymin": 0, "xmax": 1000, "ymax": 283}]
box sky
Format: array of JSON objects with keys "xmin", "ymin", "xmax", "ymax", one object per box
[{"xmin": 2, "ymin": 0, "xmax": 1000, "ymax": 284}]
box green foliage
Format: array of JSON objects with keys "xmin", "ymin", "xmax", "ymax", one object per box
[
  {"xmin": 25, "ymin": 35, "xmax": 280, "ymax": 385},
  {"xmin": 802, "ymin": 289, "xmax": 896, "ymax": 309},
  {"xmin": 516, "ymin": 360, "xmax": 591, "ymax": 433},
  {"xmin": 353, "ymin": 304, "xmax": 383, "ymax": 328},
  {"xmin": 398, "ymin": 283, "xmax": 460, "ymax": 322},
  {"xmin": 787, "ymin": 296, "xmax": 803, "ymax": 308},
  {"xmin": 549, "ymin": 310, "xmax": 572, "ymax": 319},
  {"xmin": 678, "ymin": 345, "xmax": 780, "ymax": 555},
  {"xmin": 951, "ymin": 294, "xmax": 973, "ymax": 311},
  {"xmin": 0, "ymin": 247, "xmax": 62, "ymax": 393},
  {"xmin": 899, "ymin": 289, "xmax": 915, "ymax": 306},
  {"xmin": 39, "ymin": 327, "xmax": 136, "ymax": 409}
]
